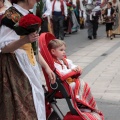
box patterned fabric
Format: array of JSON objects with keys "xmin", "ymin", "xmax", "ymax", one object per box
[
  {"xmin": 113, "ymin": 1, "xmax": 120, "ymax": 34},
  {"xmin": 104, "ymin": 8, "xmax": 115, "ymax": 23},
  {"xmin": 104, "ymin": 16, "xmax": 115, "ymax": 23},
  {"xmin": 0, "ymin": 4, "xmax": 46, "ymax": 119},
  {"xmin": 71, "ymin": 79, "xmax": 104, "ymax": 120},
  {"xmin": 1, "ymin": 7, "xmax": 22, "ymax": 29},
  {"xmin": 0, "ymin": 53, "xmax": 37, "ymax": 120},
  {"xmin": 54, "ymin": 58, "xmax": 104, "ymax": 119}
]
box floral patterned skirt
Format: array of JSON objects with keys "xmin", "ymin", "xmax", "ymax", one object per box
[{"xmin": 0, "ymin": 53, "xmax": 37, "ymax": 120}]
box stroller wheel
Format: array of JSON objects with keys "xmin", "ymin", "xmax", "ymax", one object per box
[{"xmin": 48, "ymin": 111, "xmax": 61, "ymax": 120}]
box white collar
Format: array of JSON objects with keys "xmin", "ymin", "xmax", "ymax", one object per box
[{"xmin": 13, "ymin": 4, "xmax": 29, "ymax": 16}]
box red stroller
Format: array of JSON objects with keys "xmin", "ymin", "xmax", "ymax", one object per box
[{"xmin": 39, "ymin": 32, "xmax": 104, "ymax": 120}]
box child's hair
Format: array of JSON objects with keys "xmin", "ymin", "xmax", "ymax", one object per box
[{"xmin": 48, "ymin": 39, "xmax": 66, "ymax": 51}]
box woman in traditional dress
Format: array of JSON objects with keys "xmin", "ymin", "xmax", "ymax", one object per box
[
  {"xmin": 111, "ymin": 0, "xmax": 120, "ymax": 36},
  {"xmin": 104, "ymin": 2, "xmax": 115, "ymax": 39},
  {"xmin": 51, "ymin": 0, "xmax": 67, "ymax": 40},
  {"xmin": 65, "ymin": 0, "xmax": 73, "ymax": 34},
  {"xmin": 0, "ymin": 0, "xmax": 55, "ymax": 119}
]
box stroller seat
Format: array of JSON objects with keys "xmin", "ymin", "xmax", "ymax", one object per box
[{"xmin": 39, "ymin": 33, "xmax": 104, "ymax": 120}]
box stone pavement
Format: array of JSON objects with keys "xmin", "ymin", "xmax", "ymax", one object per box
[
  {"xmin": 67, "ymin": 36, "xmax": 120, "ymax": 120},
  {"xmin": 40, "ymin": 35, "xmax": 120, "ymax": 120}
]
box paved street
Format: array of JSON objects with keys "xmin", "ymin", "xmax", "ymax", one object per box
[{"xmin": 40, "ymin": 25, "xmax": 120, "ymax": 120}]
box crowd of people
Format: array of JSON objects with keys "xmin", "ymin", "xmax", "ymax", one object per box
[
  {"xmin": 86, "ymin": 0, "xmax": 119, "ymax": 40},
  {"xmin": 0, "ymin": 0, "xmax": 119, "ymax": 119},
  {"xmin": 35, "ymin": 0, "xmax": 118, "ymax": 41},
  {"xmin": 0, "ymin": 0, "xmax": 119, "ymax": 40},
  {"xmin": 36, "ymin": 0, "xmax": 81, "ymax": 40}
]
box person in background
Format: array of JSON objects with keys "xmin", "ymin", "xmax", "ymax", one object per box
[
  {"xmin": 33, "ymin": 0, "xmax": 53, "ymax": 33},
  {"xmin": 104, "ymin": 2, "xmax": 115, "ymax": 39},
  {"xmin": 86, "ymin": 9, "xmax": 93, "ymax": 40},
  {"xmin": 79, "ymin": 9, "xmax": 84, "ymax": 29},
  {"xmin": 33, "ymin": 0, "xmax": 48, "ymax": 33},
  {"xmin": 0, "ymin": 0, "xmax": 55, "ymax": 119},
  {"xmin": 91, "ymin": 6, "xmax": 101, "ymax": 39},
  {"xmin": 0, "ymin": 0, "xmax": 11, "ymax": 24},
  {"xmin": 52, "ymin": 0, "xmax": 67, "ymax": 40},
  {"xmin": 101, "ymin": 9, "xmax": 105, "ymax": 24},
  {"xmin": 70, "ymin": 0, "xmax": 79, "ymax": 33},
  {"xmin": 87, "ymin": 6, "xmax": 101, "ymax": 39},
  {"xmin": 65, "ymin": 0, "xmax": 73, "ymax": 34},
  {"xmin": 41, "ymin": 0, "xmax": 54, "ymax": 34},
  {"xmin": 74, "ymin": 0, "xmax": 80, "ymax": 25}
]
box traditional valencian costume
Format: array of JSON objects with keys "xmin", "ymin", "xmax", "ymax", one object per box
[
  {"xmin": 112, "ymin": 0, "xmax": 120, "ymax": 36},
  {"xmin": 104, "ymin": 3, "xmax": 115, "ymax": 39},
  {"xmin": 0, "ymin": 4, "xmax": 46, "ymax": 120},
  {"xmin": 53, "ymin": 57, "xmax": 104, "ymax": 120}
]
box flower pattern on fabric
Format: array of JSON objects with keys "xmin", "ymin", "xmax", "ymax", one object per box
[{"xmin": 4, "ymin": 7, "xmax": 21, "ymax": 23}]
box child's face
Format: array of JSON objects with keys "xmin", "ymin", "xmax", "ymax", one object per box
[{"xmin": 51, "ymin": 45, "xmax": 66, "ymax": 59}]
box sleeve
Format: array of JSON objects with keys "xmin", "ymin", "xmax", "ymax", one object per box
[
  {"xmin": 0, "ymin": 25, "xmax": 20, "ymax": 51},
  {"xmin": 54, "ymin": 62, "xmax": 72, "ymax": 75},
  {"xmin": 111, "ymin": 8, "xmax": 115, "ymax": 15},
  {"xmin": 43, "ymin": 0, "xmax": 52, "ymax": 16},
  {"xmin": 33, "ymin": 3, "xmax": 37, "ymax": 15},
  {"xmin": 64, "ymin": 2, "xmax": 68, "ymax": 17},
  {"xmin": 1, "ymin": 16, "xmax": 15, "ymax": 30},
  {"xmin": 104, "ymin": 9, "xmax": 107, "ymax": 15},
  {"xmin": 66, "ymin": 59, "xmax": 77, "ymax": 69}
]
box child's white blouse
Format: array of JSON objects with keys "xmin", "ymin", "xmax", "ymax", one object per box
[{"xmin": 54, "ymin": 58, "xmax": 77, "ymax": 75}]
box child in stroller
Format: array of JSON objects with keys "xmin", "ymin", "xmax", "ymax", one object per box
[{"xmin": 39, "ymin": 33, "xmax": 104, "ymax": 120}]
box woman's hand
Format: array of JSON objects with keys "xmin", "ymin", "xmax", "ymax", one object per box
[
  {"xmin": 24, "ymin": 32, "xmax": 39, "ymax": 43},
  {"xmin": 42, "ymin": 14, "xmax": 46, "ymax": 18},
  {"xmin": 38, "ymin": 52, "xmax": 56, "ymax": 84},
  {"xmin": 45, "ymin": 67, "xmax": 56, "ymax": 84},
  {"xmin": 1, "ymin": 31, "xmax": 39, "ymax": 53}
]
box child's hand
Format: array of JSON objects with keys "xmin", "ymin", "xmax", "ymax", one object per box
[{"xmin": 72, "ymin": 66, "xmax": 82, "ymax": 74}]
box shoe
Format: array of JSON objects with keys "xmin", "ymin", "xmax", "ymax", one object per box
[
  {"xmin": 110, "ymin": 36, "xmax": 113, "ymax": 40},
  {"xmin": 88, "ymin": 36, "xmax": 92, "ymax": 40}
]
